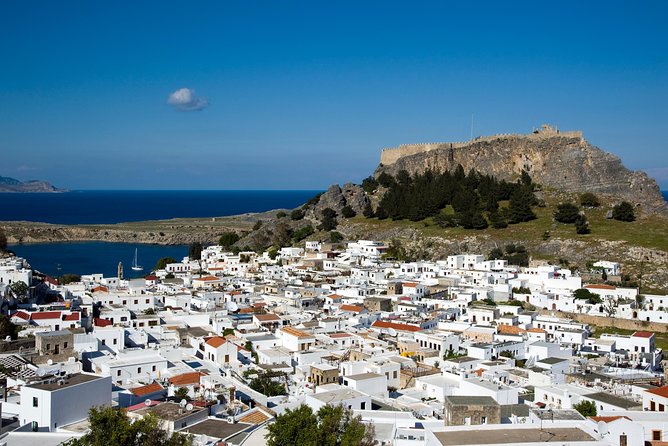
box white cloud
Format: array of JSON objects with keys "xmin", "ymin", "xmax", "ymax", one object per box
[{"xmin": 167, "ymin": 87, "xmax": 209, "ymax": 111}]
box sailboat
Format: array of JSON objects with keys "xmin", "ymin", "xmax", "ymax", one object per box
[{"xmin": 131, "ymin": 248, "xmax": 144, "ymax": 271}]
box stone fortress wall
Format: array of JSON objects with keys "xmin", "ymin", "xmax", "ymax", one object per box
[{"xmin": 380, "ymin": 124, "xmax": 583, "ymax": 166}]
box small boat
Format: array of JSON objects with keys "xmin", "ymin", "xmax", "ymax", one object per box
[{"xmin": 131, "ymin": 248, "xmax": 143, "ymax": 271}]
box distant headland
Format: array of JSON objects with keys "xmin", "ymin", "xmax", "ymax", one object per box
[{"xmin": 0, "ymin": 176, "xmax": 65, "ymax": 193}]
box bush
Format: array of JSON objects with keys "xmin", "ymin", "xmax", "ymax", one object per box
[
  {"xmin": 580, "ymin": 192, "xmax": 600, "ymax": 207},
  {"xmin": 252, "ymin": 220, "xmax": 263, "ymax": 230},
  {"xmin": 573, "ymin": 400, "xmax": 597, "ymax": 417},
  {"xmin": 155, "ymin": 257, "xmax": 176, "ymax": 270},
  {"xmin": 612, "ymin": 201, "xmax": 635, "ymax": 222},
  {"xmin": 329, "ymin": 231, "xmax": 344, "ymax": 243},
  {"xmin": 290, "ymin": 209, "xmax": 305, "ymax": 220},
  {"xmin": 276, "ymin": 211, "xmax": 287, "ymax": 219},
  {"xmin": 575, "ymin": 215, "xmax": 590, "ymax": 234},
  {"xmin": 362, "ymin": 203, "xmax": 374, "ymax": 218},
  {"xmin": 554, "ymin": 203, "xmax": 580, "ymax": 223},
  {"xmin": 361, "ymin": 176, "xmax": 379, "ymax": 193},
  {"xmin": 318, "ymin": 208, "xmax": 337, "ymax": 231},
  {"xmin": 341, "ymin": 205, "xmax": 356, "ymax": 218},
  {"xmin": 292, "ymin": 225, "xmax": 314, "ymax": 242},
  {"xmin": 219, "ymin": 232, "xmax": 240, "ymax": 249}
]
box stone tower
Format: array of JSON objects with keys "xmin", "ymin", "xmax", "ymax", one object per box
[{"xmin": 118, "ymin": 261, "xmax": 123, "ymax": 280}]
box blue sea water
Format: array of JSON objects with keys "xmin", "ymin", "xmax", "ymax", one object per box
[
  {"xmin": 9, "ymin": 242, "xmax": 187, "ymax": 278},
  {"xmin": 2, "ymin": 189, "xmax": 320, "ymax": 277},
  {"xmin": 0, "ymin": 190, "xmax": 321, "ymax": 224},
  {"xmin": 664, "ymin": 191, "xmax": 668, "ymax": 202}
]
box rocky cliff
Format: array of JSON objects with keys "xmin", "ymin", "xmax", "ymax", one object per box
[
  {"xmin": 376, "ymin": 133, "xmax": 668, "ymax": 215},
  {"xmin": 0, "ymin": 176, "xmax": 64, "ymax": 193}
]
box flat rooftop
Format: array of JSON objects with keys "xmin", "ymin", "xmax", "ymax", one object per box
[
  {"xmin": 134, "ymin": 401, "xmax": 205, "ymax": 421},
  {"xmin": 434, "ymin": 427, "xmax": 595, "ymax": 445},
  {"xmin": 28, "ymin": 373, "xmax": 103, "ymax": 391},
  {"xmin": 181, "ymin": 418, "xmax": 250, "ymax": 439}
]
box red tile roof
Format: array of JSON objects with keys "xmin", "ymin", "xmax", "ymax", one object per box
[
  {"xmin": 63, "ymin": 312, "xmax": 80, "ymax": 321},
  {"xmin": 281, "ymin": 327, "xmax": 312, "ymax": 338},
  {"xmin": 403, "ymin": 282, "xmax": 418, "ymax": 287},
  {"xmin": 169, "ymin": 372, "xmax": 204, "ymax": 386},
  {"xmin": 585, "ymin": 284, "xmax": 616, "ymax": 290},
  {"xmin": 645, "ymin": 385, "xmax": 668, "ymax": 398},
  {"xmin": 145, "ymin": 275, "xmax": 158, "ymax": 281},
  {"xmin": 632, "ymin": 331, "xmax": 654, "ymax": 338},
  {"xmin": 194, "ymin": 276, "xmax": 219, "ymax": 282},
  {"xmin": 371, "ymin": 320, "xmax": 422, "ymax": 333},
  {"xmin": 205, "ymin": 337, "xmax": 227, "ymax": 348},
  {"xmin": 94, "ymin": 317, "xmax": 113, "ymax": 327},
  {"xmin": 590, "ymin": 416, "xmax": 631, "ymax": 423},
  {"xmin": 254, "ymin": 313, "xmax": 281, "ymax": 322},
  {"xmin": 92, "ymin": 286, "xmax": 109, "ymax": 293},
  {"xmin": 11, "ymin": 311, "xmax": 30, "ymax": 321},
  {"xmin": 340, "ymin": 304, "xmax": 364, "ymax": 313},
  {"xmin": 130, "ymin": 382, "xmax": 164, "ymax": 397},
  {"xmin": 31, "ymin": 311, "xmax": 62, "ymax": 320}
]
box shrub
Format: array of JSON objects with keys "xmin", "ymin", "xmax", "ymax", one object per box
[
  {"xmin": 554, "ymin": 203, "xmax": 580, "ymax": 224},
  {"xmin": 612, "ymin": 201, "xmax": 635, "ymax": 222},
  {"xmin": 219, "ymin": 232, "xmax": 240, "ymax": 249},
  {"xmin": 580, "ymin": 192, "xmax": 600, "ymax": 207},
  {"xmin": 341, "ymin": 205, "xmax": 356, "ymax": 218},
  {"xmin": 290, "ymin": 209, "xmax": 305, "ymax": 220}
]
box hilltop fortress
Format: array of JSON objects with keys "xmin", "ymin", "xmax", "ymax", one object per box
[
  {"xmin": 376, "ymin": 124, "xmax": 668, "ymax": 215},
  {"xmin": 380, "ymin": 124, "xmax": 583, "ymax": 166}
]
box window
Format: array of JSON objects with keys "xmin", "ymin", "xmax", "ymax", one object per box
[
  {"xmin": 113, "ymin": 338, "xmax": 117, "ymax": 345},
  {"xmin": 653, "ymin": 430, "xmax": 662, "ymax": 441},
  {"xmin": 117, "ymin": 370, "xmax": 121, "ymax": 376},
  {"xmin": 152, "ymin": 365, "xmax": 157, "ymax": 372},
  {"xmin": 101, "ymin": 339, "xmax": 106, "ymax": 345},
  {"xmin": 33, "ymin": 397, "xmax": 38, "ymax": 407},
  {"xmin": 63, "ymin": 342, "xmax": 68, "ymax": 348},
  {"xmin": 481, "ymin": 416, "xmax": 487, "ymax": 424},
  {"xmin": 619, "ymin": 434, "xmax": 627, "ymax": 446},
  {"xmin": 137, "ymin": 367, "xmax": 142, "ymax": 373}
]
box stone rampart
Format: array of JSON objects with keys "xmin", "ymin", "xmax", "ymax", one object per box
[
  {"xmin": 380, "ymin": 128, "xmax": 583, "ymax": 165},
  {"xmin": 538, "ymin": 309, "xmax": 668, "ymax": 333}
]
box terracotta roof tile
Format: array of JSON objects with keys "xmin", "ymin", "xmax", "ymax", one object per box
[
  {"xmin": 646, "ymin": 386, "xmax": 668, "ymax": 398},
  {"xmin": 31, "ymin": 311, "xmax": 62, "ymax": 320},
  {"xmin": 632, "ymin": 331, "xmax": 654, "ymax": 338},
  {"xmin": 205, "ymin": 337, "xmax": 227, "ymax": 348},
  {"xmin": 169, "ymin": 372, "xmax": 204, "ymax": 386},
  {"xmin": 130, "ymin": 382, "xmax": 164, "ymax": 397},
  {"xmin": 590, "ymin": 416, "xmax": 631, "ymax": 423},
  {"xmin": 238, "ymin": 410, "xmax": 270, "ymax": 425},
  {"xmin": 281, "ymin": 326, "xmax": 312, "ymax": 339},
  {"xmin": 371, "ymin": 320, "xmax": 422, "ymax": 333},
  {"xmin": 339, "ymin": 304, "xmax": 364, "ymax": 313}
]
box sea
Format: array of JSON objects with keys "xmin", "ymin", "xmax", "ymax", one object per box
[
  {"xmin": 3, "ymin": 190, "xmax": 668, "ymax": 278},
  {"xmin": 3, "ymin": 190, "xmax": 320, "ymax": 278}
]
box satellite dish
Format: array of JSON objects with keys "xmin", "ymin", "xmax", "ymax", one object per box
[
  {"xmin": 47, "ymin": 359, "xmax": 53, "ymax": 365},
  {"xmin": 228, "ymin": 302, "xmax": 239, "ymax": 312},
  {"xmin": 179, "ymin": 399, "xmax": 187, "ymax": 408},
  {"xmin": 36, "ymin": 368, "xmax": 46, "ymax": 377},
  {"xmin": 145, "ymin": 399, "xmax": 152, "ymax": 407},
  {"xmin": 186, "ymin": 403, "xmax": 193, "ymax": 411}
]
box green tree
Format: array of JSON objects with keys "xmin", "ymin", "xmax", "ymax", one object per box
[
  {"xmin": 174, "ymin": 387, "xmax": 190, "ymax": 401},
  {"xmin": 276, "ymin": 211, "xmax": 287, "ymax": 219},
  {"xmin": 554, "ymin": 203, "xmax": 580, "ymax": 224},
  {"xmin": 64, "ymin": 405, "xmax": 191, "ymax": 446},
  {"xmin": 266, "ymin": 404, "xmax": 375, "ymax": 446},
  {"xmin": 612, "ymin": 201, "xmax": 635, "ymax": 222},
  {"xmin": 329, "ymin": 231, "xmax": 344, "ymax": 243},
  {"xmin": 267, "ymin": 246, "xmax": 279, "ymax": 260},
  {"xmin": 573, "ymin": 288, "xmax": 602, "ymax": 304},
  {"xmin": 0, "ymin": 315, "xmax": 20, "ymax": 340},
  {"xmin": 580, "ymin": 193, "xmax": 600, "ymax": 207},
  {"xmin": 290, "ymin": 209, "xmax": 305, "ymax": 220},
  {"xmin": 219, "ymin": 232, "xmax": 240, "ymax": 249},
  {"xmin": 319, "ymin": 208, "xmax": 338, "ymax": 231},
  {"xmin": 155, "ymin": 257, "xmax": 177, "ymax": 270},
  {"xmin": 488, "ymin": 248, "xmax": 504, "ymax": 260},
  {"xmin": 361, "ymin": 176, "xmax": 379, "ymax": 193},
  {"xmin": 507, "ymin": 187, "xmax": 537, "ymax": 224},
  {"xmin": 266, "ymin": 405, "xmax": 319, "ymax": 446},
  {"xmin": 59, "ymin": 274, "xmax": 81, "ymax": 285},
  {"xmin": 249, "ymin": 371, "xmax": 286, "ymax": 396},
  {"xmin": 575, "ymin": 215, "xmax": 590, "ymax": 234},
  {"xmin": 0, "ymin": 228, "xmax": 7, "ymax": 251},
  {"xmin": 292, "ymin": 226, "xmax": 315, "ymax": 243},
  {"xmin": 188, "ymin": 242, "xmax": 203, "ymax": 261},
  {"xmin": 143, "ymin": 308, "xmax": 156, "ymax": 315},
  {"xmin": 223, "ymin": 328, "xmax": 235, "ymax": 337},
  {"xmin": 573, "ymin": 400, "xmax": 597, "ymax": 417},
  {"xmin": 362, "ymin": 203, "xmax": 374, "ymax": 218},
  {"xmin": 340, "ymin": 205, "xmax": 356, "ymax": 218}
]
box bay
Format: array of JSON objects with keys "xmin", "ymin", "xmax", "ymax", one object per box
[
  {"xmin": 8, "ymin": 241, "xmax": 187, "ymax": 279},
  {"xmin": 0, "ymin": 190, "xmax": 321, "ymax": 224}
]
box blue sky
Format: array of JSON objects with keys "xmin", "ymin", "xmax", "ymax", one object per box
[{"xmin": 1, "ymin": 1, "xmax": 667, "ymax": 189}]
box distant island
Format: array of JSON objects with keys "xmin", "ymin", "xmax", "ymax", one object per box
[{"xmin": 0, "ymin": 176, "xmax": 65, "ymax": 193}]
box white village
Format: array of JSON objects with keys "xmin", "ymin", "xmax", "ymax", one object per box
[{"xmin": 0, "ymin": 239, "xmax": 667, "ymax": 445}]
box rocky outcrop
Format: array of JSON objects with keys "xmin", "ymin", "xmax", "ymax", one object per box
[
  {"xmin": 0, "ymin": 176, "xmax": 64, "ymax": 193},
  {"xmin": 376, "ymin": 135, "xmax": 667, "ymax": 215}
]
